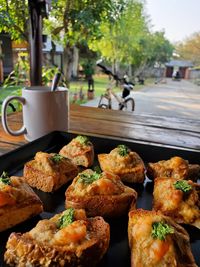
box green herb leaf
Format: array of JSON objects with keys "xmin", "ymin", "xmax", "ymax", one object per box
[
  {"xmin": 0, "ymin": 172, "xmax": 11, "ymax": 185},
  {"xmin": 78, "ymin": 171, "xmax": 101, "ymax": 184},
  {"xmin": 117, "ymin": 144, "xmax": 129, "ymax": 156},
  {"xmin": 75, "ymin": 135, "xmax": 89, "ymax": 145},
  {"xmin": 174, "ymin": 180, "xmax": 192, "ymax": 193},
  {"xmin": 51, "ymin": 154, "xmax": 64, "ymax": 164},
  {"xmin": 58, "ymin": 208, "xmax": 74, "ymax": 229},
  {"xmin": 152, "ymin": 221, "xmax": 174, "ymax": 241},
  {"xmin": 93, "ymin": 165, "xmax": 102, "ymax": 174}
]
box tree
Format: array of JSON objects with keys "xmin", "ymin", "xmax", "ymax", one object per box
[
  {"xmin": 89, "ymin": 0, "xmax": 173, "ymax": 78},
  {"xmin": 89, "ymin": 0, "xmax": 149, "ymax": 73},
  {"xmin": 44, "ymin": 0, "xmax": 116, "ymax": 83},
  {"xmin": 175, "ymin": 32, "xmax": 200, "ymax": 65},
  {"xmin": 0, "ymin": 0, "xmax": 29, "ymax": 41}
]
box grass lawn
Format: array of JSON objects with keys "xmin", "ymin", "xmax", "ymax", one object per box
[
  {"xmin": 0, "ymin": 86, "xmax": 22, "ymax": 115},
  {"xmin": 0, "ymin": 75, "xmax": 153, "ymax": 112}
]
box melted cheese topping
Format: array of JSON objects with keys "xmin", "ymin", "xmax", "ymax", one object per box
[
  {"xmin": 154, "ymin": 178, "xmax": 200, "ymax": 224},
  {"xmin": 100, "ymin": 148, "xmax": 144, "ymax": 177},
  {"xmin": 29, "ymin": 211, "xmax": 88, "ymax": 248},
  {"xmin": 154, "ymin": 179, "xmax": 183, "ymax": 211},
  {"xmin": 0, "ymin": 177, "xmax": 32, "ymax": 208},
  {"xmin": 60, "ymin": 139, "xmax": 92, "ymax": 158},
  {"xmin": 33, "ymin": 152, "xmax": 76, "ymax": 174},
  {"xmin": 149, "ymin": 157, "xmax": 189, "ymax": 179},
  {"xmin": 71, "ymin": 170, "xmax": 125, "ymax": 197},
  {"xmin": 130, "ymin": 214, "xmax": 177, "ymax": 267}
]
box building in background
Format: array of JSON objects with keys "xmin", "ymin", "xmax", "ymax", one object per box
[{"xmin": 165, "ymin": 60, "xmax": 193, "ymax": 79}]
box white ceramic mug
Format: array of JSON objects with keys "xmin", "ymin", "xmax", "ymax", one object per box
[{"xmin": 1, "ymin": 86, "xmax": 69, "ymax": 141}]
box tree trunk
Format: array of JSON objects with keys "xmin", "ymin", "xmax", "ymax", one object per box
[
  {"xmin": 72, "ymin": 46, "xmax": 79, "ymax": 78},
  {"xmin": 63, "ymin": 44, "xmax": 74, "ymax": 85}
]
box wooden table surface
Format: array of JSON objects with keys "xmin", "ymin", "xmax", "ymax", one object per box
[{"xmin": 0, "ymin": 104, "xmax": 200, "ymax": 156}]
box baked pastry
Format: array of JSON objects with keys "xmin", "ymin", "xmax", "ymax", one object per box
[
  {"xmin": 153, "ymin": 177, "xmax": 200, "ymax": 228},
  {"xmin": 147, "ymin": 156, "xmax": 200, "ymax": 181},
  {"xmin": 128, "ymin": 209, "xmax": 197, "ymax": 267},
  {"xmin": 0, "ymin": 172, "xmax": 43, "ymax": 232},
  {"xmin": 59, "ymin": 135, "xmax": 94, "ymax": 167},
  {"xmin": 65, "ymin": 169, "xmax": 137, "ymax": 217},
  {"xmin": 24, "ymin": 152, "xmax": 78, "ymax": 192},
  {"xmin": 98, "ymin": 144, "xmax": 145, "ymax": 183},
  {"xmin": 4, "ymin": 208, "xmax": 110, "ymax": 267}
]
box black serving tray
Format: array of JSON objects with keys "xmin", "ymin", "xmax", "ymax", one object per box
[{"xmin": 0, "ymin": 131, "xmax": 199, "ymax": 267}]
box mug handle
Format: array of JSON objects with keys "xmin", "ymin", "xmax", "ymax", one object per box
[{"xmin": 1, "ymin": 96, "xmax": 26, "ymax": 136}]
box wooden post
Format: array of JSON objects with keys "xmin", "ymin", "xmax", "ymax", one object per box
[{"xmin": 28, "ymin": 0, "xmax": 47, "ymax": 86}]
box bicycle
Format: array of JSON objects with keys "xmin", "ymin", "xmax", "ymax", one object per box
[
  {"xmin": 98, "ymin": 83, "xmax": 135, "ymax": 111},
  {"xmin": 96, "ymin": 61, "xmax": 135, "ymax": 111}
]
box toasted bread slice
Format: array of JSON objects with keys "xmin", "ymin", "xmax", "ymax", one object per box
[
  {"xmin": 0, "ymin": 175, "xmax": 43, "ymax": 232},
  {"xmin": 59, "ymin": 135, "xmax": 94, "ymax": 168},
  {"xmin": 23, "ymin": 152, "xmax": 78, "ymax": 192},
  {"xmin": 98, "ymin": 145, "xmax": 145, "ymax": 183},
  {"xmin": 128, "ymin": 209, "xmax": 197, "ymax": 267},
  {"xmin": 153, "ymin": 177, "xmax": 200, "ymax": 228},
  {"xmin": 4, "ymin": 209, "xmax": 110, "ymax": 267},
  {"xmin": 147, "ymin": 156, "xmax": 200, "ymax": 181},
  {"xmin": 65, "ymin": 169, "xmax": 137, "ymax": 217}
]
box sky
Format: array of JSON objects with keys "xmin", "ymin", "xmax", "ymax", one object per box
[{"xmin": 145, "ymin": 0, "xmax": 200, "ymax": 43}]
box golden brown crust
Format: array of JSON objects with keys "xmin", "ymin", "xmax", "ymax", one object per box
[
  {"xmin": 188, "ymin": 164, "xmax": 200, "ymax": 181},
  {"xmin": 65, "ymin": 170, "xmax": 137, "ymax": 218},
  {"xmin": 147, "ymin": 156, "xmax": 199, "ymax": 181},
  {"xmin": 128, "ymin": 209, "xmax": 197, "ymax": 267},
  {"xmin": 0, "ymin": 176, "xmax": 43, "ymax": 232},
  {"xmin": 59, "ymin": 137, "xmax": 94, "ymax": 168},
  {"xmin": 98, "ymin": 148, "xmax": 145, "ymax": 183},
  {"xmin": 4, "ymin": 213, "xmax": 110, "ymax": 267},
  {"xmin": 23, "ymin": 152, "xmax": 78, "ymax": 192},
  {"xmin": 153, "ymin": 178, "xmax": 200, "ymax": 228}
]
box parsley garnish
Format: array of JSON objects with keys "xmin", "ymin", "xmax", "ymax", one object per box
[
  {"xmin": 51, "ymin": 154, "xmax": 64, "ymax": 163},
  {"xmin": 58, "ymin": 208, "xmax": 74, "ymax": 229},
  {"xmin": 93, "ymin": 165, "xmax": 102, "ymax": 174},
  {"xmin": 76, "ymin": 135, "xmax": 89, "ymax": 145},
  {"xmin": 174, "ymin": 180, "xmax": 192, "ymax": 193},
  {"xmin": 152, "ymin": 221, "xmax": 174, "ymax": 241},
  {"xmin": 117, "ymin": 145, "xmax": 129, "ymax": 156},
  {"xmin": 0, "ymin": 172, "xmax": 11, "ymax": 185},
  {"xmin": 78, "ymin": 171, "xmax": 101, "ymax": 184}
]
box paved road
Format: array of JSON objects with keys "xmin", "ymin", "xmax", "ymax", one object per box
[{"xmin": 82, "ymin": 78, "xmax": 200, "ymax": 119}]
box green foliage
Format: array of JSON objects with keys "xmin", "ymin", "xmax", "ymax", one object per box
[
  {"xmin": 2, "ymin": 53, "xmax": 65, "ymax": 88},
  {"xmin": 89, "ymin": 0, "xmax": 173, "ymax": 74},
  {"xmin": 0, "ymin": 0, "xmax": 29, "ymax": 41},
  {"xmin": 44, "ymin": 0, "xmax": 114, "ymax": 46},
  {"xmin": 89, "ymin": 0, "xmax": 149, "ymax": 64},
  {"xmin": 3, "ymin": 52, "xmax": 29, "ymax": 87},
  {"xmin": 175, "ymin": 32, "xmax": 200, "ymax": 65}
]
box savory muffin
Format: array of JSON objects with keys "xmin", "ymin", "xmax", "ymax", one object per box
[
  {"xmin": 128, "ymin": 209, "xmax": 197, "ymax": 267},
  {"xmin": 24, "ymin": 152, "xmax": 78, "ymax": 192},
  {"xmin": 98, "ymin": 144, "xmax": 145, "ymax": 183},
  {"xmin": 147, "ymin": 156, "xmax": 200, "ymax": 181},
  {"xmin": 153, "ymin": 178, "xmax": 200, "ymax": 228},
  {"xmin": 65, "ymin": 169, "xmax": 137, "ymax": 218},
  {"xmin": 59, "ymin": 135, "xmax": 94, "ymax": 167},
  {"xmin": 0, "ymin": 172, "xmax": 43, "ymax": 232},
  {"xmin": 4, "ymin": 208, "xmax": 110, "ymax": 267}
]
